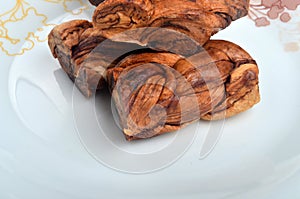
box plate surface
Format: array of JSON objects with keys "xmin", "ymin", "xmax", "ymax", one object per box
[{"xmin": 1, "ymin": 1, "xmax": 300, "ymax": 199}]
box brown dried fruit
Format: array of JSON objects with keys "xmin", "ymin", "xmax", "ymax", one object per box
[
  {"xmin": 107, "ymin": 40, "xmax": 260, "ymax": 140},
  {"xmin": 48, "ymin": 20, "xmax": 147, "ymax": 97},
  {"xmin": 48, "ymin": 1, "xmax": 260, "ymax": 142},
  {"xmin": 92, "ymin": 0, "xmax": 249, "ymax": 47}
]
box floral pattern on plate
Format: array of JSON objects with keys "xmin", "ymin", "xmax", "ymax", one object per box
[{"xmin": 0, "ymin": 0, "xmax": 89, "ymax": 56}]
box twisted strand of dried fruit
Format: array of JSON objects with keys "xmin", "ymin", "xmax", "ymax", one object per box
[
  {"xmin": 200, "ymin": 40, "xmax": 260, "ymax": 120},
  {"xmin": 92, "ymin": 0, "xmax": 249, "ymax": 47},
  {"xmin": 48, "ymin": 20, "xmax": 149, "ymax": 97},
  {"xmin": 90, "ymin": 0, "xmax": 250, "ymax": 22},
  {"xmin": 107, "ymin": 40, "xmax": 260, "ymax": 140},
  {"xmin": 48, "ymin": 20, "xmax": 93, "ymax": 82},
  {"xmin": 48, "ymin": 20, "xmax": 111, "ymax": 96}
]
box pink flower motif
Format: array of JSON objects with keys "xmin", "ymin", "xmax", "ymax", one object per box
[
  {"xmin": 261, "ymin": 0, "xmax": 280, "ymax": 8},
  {"xmin": 267, "ymin": 5, "xmax": 284, "ymax": 19},
  {"xmin": 249, "ymin": 0, "xmax": 300, "ymax": 26},
  {"xmin": 255, "ymin": 17, "xmax": 271, "ymax": 26},
  {"xmin": 249, "ymin": 0, "xmax": 300, "ymax": 52},
  {"xmin": 280, "ymin": 0, "xmax": 300, "ymax": 10},
  {"xmin": 280, "ymin": 12, "xmax": 291, "ymax": 22}
]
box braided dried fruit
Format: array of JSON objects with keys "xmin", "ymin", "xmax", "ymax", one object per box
[
  {"xmin": 107, "ymin": 40, "xmax": 260, "ymax": 140},
  {"xmin": 92, "ymin": 0, "xmax": 249, "ymax": 46}
]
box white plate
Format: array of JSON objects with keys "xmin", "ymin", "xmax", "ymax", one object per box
[{"xmin": 1, "ymin": 1, "xmax": 300, "ymax": 199}]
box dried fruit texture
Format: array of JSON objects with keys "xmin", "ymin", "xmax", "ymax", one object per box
[
  {"xmin": 195, "ymin": 0, "xmax": 250, "ymax": 20},
  {"xmin": 48, "ymin": 20, "xmax": 147, "ymax": 97},
  {"xmin": 48, "ymin": 20, "xmax": 93, "ymax": 82},
  {"xmin": 107, "ymin": 40, "xmax": 260, "ymax": 140},
  {"xmin": 92, "ymin": 0, "xmax": 250, "ymax": 47},
  {"xmin": 90, "ymin": 0, "xmax": 250, "ymax": 21}
]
